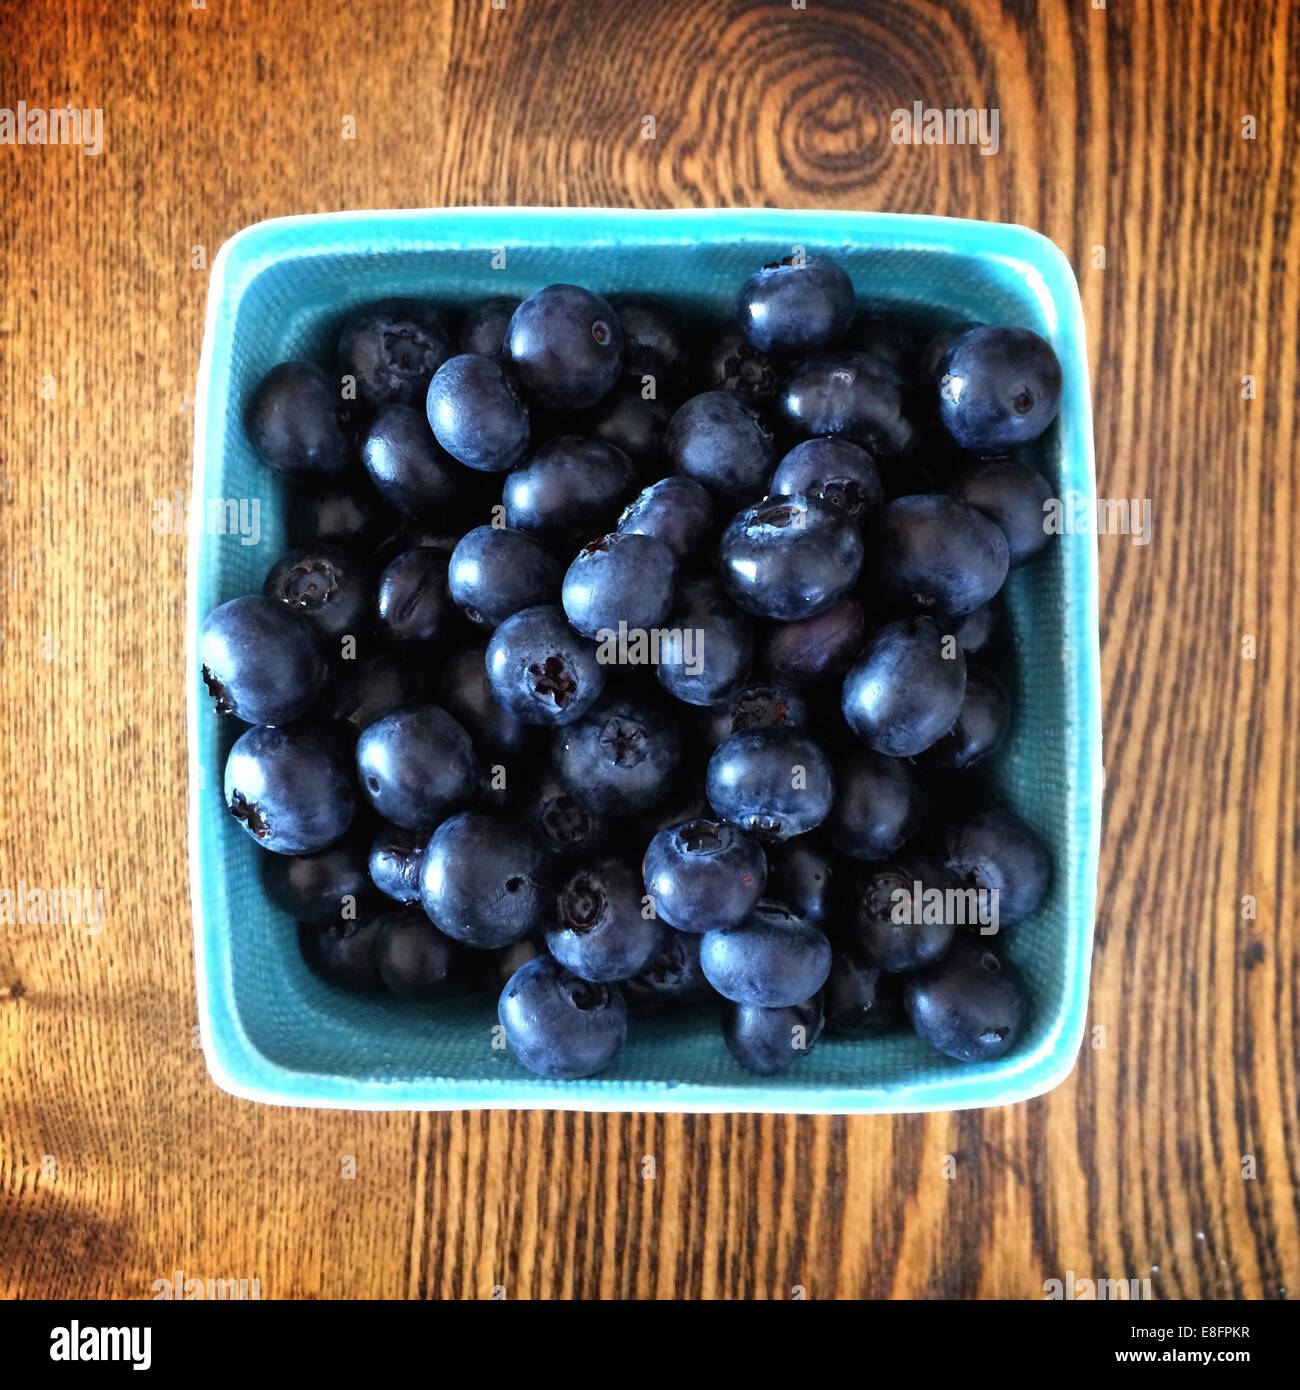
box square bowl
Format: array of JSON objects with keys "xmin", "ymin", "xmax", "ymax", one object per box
[{"xmin": 188, "ymin": 207, "xmax": 1101, "ymax": 1113}]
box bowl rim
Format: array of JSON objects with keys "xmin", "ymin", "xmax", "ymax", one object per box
[{"xmin": 188, "ymin": 206, "xmax": 1101, "ymax": 1113}]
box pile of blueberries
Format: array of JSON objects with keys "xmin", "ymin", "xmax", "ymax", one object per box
[{"xmin": 200, "ymin": 251, "xmax": 1060, "ymax": 1081}]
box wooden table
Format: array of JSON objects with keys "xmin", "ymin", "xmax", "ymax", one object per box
[{"xmin": 1, "ymin": 0, "xmax": 1295, "ymax": 1300}]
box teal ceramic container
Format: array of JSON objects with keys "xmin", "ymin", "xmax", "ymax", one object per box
[{"xmin": 188, "ymin": 208, "xmax": 1101, "ymax": 1112}]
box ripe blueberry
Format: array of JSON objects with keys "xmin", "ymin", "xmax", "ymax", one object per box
[
  {"xmin": 355, "ymin": 704, "xmax": 478, "ymax": 830},
  {"xmin": 546, "ymin": 856, "xmax": 665, "ymax": 982},
  {"xmin": 841, "ymin": 617, "xmax": 966, "ymax": 757},
  {"xmin": 420, "ymin": 812, "xmax": 546, "ymax": 949},
  {"xmin": 737, "ymin": 253, "xmax": 854, "ymax": 354},
  {"xmin": 200, "ymin": 595, "xmax": 325, "ymax": 726},
  {"xmin": 700, "ymin": 900, "xmax": 832, "ymax": 1008},
  {"xmin": 449, "ymin": 525, "xmax": 562, "ymax": 629},
  {"xmin": 485, "ymin": 604, "xmax": 607, "ymax": 726},
  {"xmin": 245, "ymin": 361, "xmax": 351, "ymax": 477},
  {"xmin": 718, "ymin": 494, "xmax": 863, "ymax": 621},
  {"xmin": 562, "ymin": 531, "xmax": 678, "ymax": 638},
  {"xmin": 642, "ymin": 818, "xmax": 767, "ymax": 934},
  {"xmin": 426, "ymin": 353, "xmax": 531, "ymax": 472},
  {"xmin": 497, "ymin": 954, "xmax": 628, "ymax": 1079},
  {"xmin": 337, "ymin": 298, "xmax": 452, "ymax": 406},
  {"xmin": 505, "ymin": 284, "xmax": 624, "ymax": 411},
  {"xmin": 936, "ymin": 325, "xmax": 1062, "ymax": 451},
  {"xmin": 664, "ymin": 391, "xmax": 775, "ymax": 501},
  {"xmin": 224, "ymin": 723, "xmax": 357, "ymax": 855},
  {"xmin": 706, "ymin": 727, "xmax": 834, "ymax": 842},
  {"xmin": 904, "ymin": 938, "xmax": 1025, "ymax": 1062}
]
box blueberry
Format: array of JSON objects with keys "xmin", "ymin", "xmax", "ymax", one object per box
[
  {"xmin": 322, "ymin": 651, "xmax": 431, "ymax": 729},
  {"xmin": 368, "ymin": 825, "xmax": 427, "ymax": 904},
  {"xmin": 497, "ymin": 954, "xmax": 628, "ymax": 1079},
  {"xmin": 655, "ymin": 574, "xmax": 754, "ymax": 708},
  {"xmin": 585, "ymin": 379, "xmax": 672, "ymax": 472},
  {"xmin": 778, "ymin": 352, "xmax": 916, "ymax": 461},
  {"xmin": 917, "ymin": 671, "xmax": 1009, "ymax": 772},
  {"xmin": 485, "ymin": 605, "xmax": 607, "ymax": 726},
  {"xmin": 505, "ymin": 284, "xmax": 624, "ymax": 411},
  {"xmin": 546, "ymin": 856, "xmax": 665, "ymax": 982},
  {"xmin": 551, "ymin": 691, "xmax": 681, "ymax": 818},
  {"xmin": 370, "ymin": 526, "xmax": 460, "ymax": 575},
  {"xmin": 936, "ymin": 325, "xmax": 1062, "ymax": 451},
  {"xmin": 609, "ymin": 296, "xmax": 688, "ymax": 388},
  {"xmin": 699, "ymin": 681, "xmax": 808, "ymax": 749},
  {"xmin": 622, "ymin": 930, "xmax": 711, "ymax": 1017},
  {"xmin": 725, "ymin": 683, "xmax": 807, "ymax": 735},
  {"xmin": 765, "ymin": 837, "xmax": 835, "ymax": 923},
  {"xmin": 642, "ymin": 818, "xmax": 767, "ymax": 933},
  {"xmin": 904, "ymin": 937, "xmax": 1025, "ymax": 1062},
  {"xmin": 943, "ymin": 806, "xmax": 1050, "ymax": 926},
  {"xmin": 376, "ymin": 546, "xmax": 453, "ymax": 647},
  {"xmin": 823, "ymin": 748, "xmax": 924, "ymax": 862},
  {"xmin": 522, "ymin": 770, "xmax": 608, "ymax": 858},
  {"xmin": 943, "ymin": 597, "xmax": 1006, "ymax": 657},
  {"xmin": 426, "ymin": 353, "xmax": 531, "ymax": 472},
  {"xmin": 841, "ymin": 617, "xmax": 966, "ymax": 757},
  {"xmin": 706, "ymin": 326, "xmax": 781, "ymax": 404},
  {"xmin": 953, "ymin": 456, "xmax": 1054, "ymax": 566},
  {"xmin": 562, "ymin": 532, "xmax": 678, "ymax": 638},
  {"xmin": 437, "ymin": 644, "xmax": 533, "ymax": 761},
  {"xmin": 706, "ymin": 728, "xmax": 834, "ymax": 842},
  {"xmin": 448, "ymin": 525, "xmax": 562, "ymax": 629},
  {"xmin": 478, "ymin": 934, "xmax": 545, "ymax": 993},
  {"xmin": 918, "ymin": 320, "xmax": 981, "ymax": 382},
  {"xmin": 224, "ymin": 723, "xmax": 356, "ymax": 854},
  {"xmin": 200, "ymin": 595, "xmax": 325, "ymax": 726},
  {"xmin": 664, "ymin": 391, "xmax": 775, "ymax": 501},
  {"xmin": 305, "ymin": 916, "xmax": 385, "ymax": 991},
  {"xmin": 245, "ymin": 361, "xmax": 350, "ymax": 477},
  {"xmin": 700, "ymin": 900, "xmax": 831, "ymax": 1007},
  {"xmin": 263, "ymin": 544, "xmax": 371, "ymax": 649},
  {"xmin": 355, "ymin": 704, "xmax": 478, "ymax": 830},
  {"xmin": 616, "ymin": 476, "xmax": 716, "ymax": 562},
  {"xmin": 850, "ymin": 313, "xmax": 921, "ymax": 375},
  {"xmin": 287, "ymin": 473, "xmax": 390, "ymax": 548},
  {"xmin": 871, "ymin": 495, "xmax": 1009, "ymax": 617},
  {"xmin": 457, "ymin": 296, "xmax": 518, "ymax": 359},
  {"xmin": 770, "ymin": 438, "xmax": 883, "ymax": 520},
  {"xmin": 263, "ymin": 837, "xmax": 372, "ymax": 922},
  {"xmin": 360, "ymin": 403, "xmax": 462, "ymax": 516},
  {"xmin": 503, "ymin": 436, "xmax": 637, "ymax": 543},
  {"xmin": 719, "ymin": 495, "xmax": 863, "ymax": 620},
  {"xmin": 721, "ymin": 994, "xmax": 824, "ymax": 1074},
  {"xmin": 823, "ymin": 952, "xmax": 900, "ymax": 1037},
  {"xmin": 336, "ymin": 298, "xmax": 453, "ymax": 406},
  {"xmin": 737, "ymin": 254, "xmax": 854, "ymax": 354},
  {"xmin": 761, "ymin": 596, "xmax": 866, "ymax": 687},
  {"xmin": 376, "ymin": 905, "xmax": 457, "ymax": 999},
  {"xmin": 420, "ymin": 811, "xmax": 546, "ymax": 948},
  {"xmin": 845, "ymin": 854, "xmax": 959, "ymax": 972}
]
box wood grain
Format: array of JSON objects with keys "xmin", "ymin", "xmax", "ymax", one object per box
[{"xmin": 1, "ymin": 0, "xmax": 1296, "ymax": 1300}]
